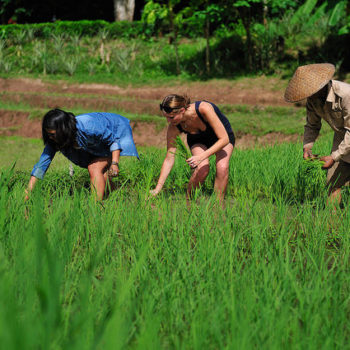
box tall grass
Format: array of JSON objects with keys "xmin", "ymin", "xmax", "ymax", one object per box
[{"xmin": 0, "ymin": 139, "xmax": 349, "ymax": 348}]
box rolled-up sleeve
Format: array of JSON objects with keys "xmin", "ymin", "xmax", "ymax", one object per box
[
  {"xmin": 110, "ymin": 140, "xmax": 121, "ymax": 152},
  {"xmin": 303, "ymin": 101, "xmax": 322, "ymax": 150},
  {"xmin": 31, "ymin": 144, "xmax": 56, "ymax": 179},
  {"xmin": 331, "ymin": 96, "xmax": 350, "ymax": 161}
]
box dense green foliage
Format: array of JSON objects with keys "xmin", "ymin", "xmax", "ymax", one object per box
[
  {"xmin": 1, "ymin": 138, "xmax": 349, "ymax": 349},
  {"xmin": 1, "ymin": 0, "xmax": 350, "ymax": 78},
  {"xmin": 0, "ymin": 28, "xmax": 349, "ymax": 84},
  {"xmin": 0, "ymin": 20, "xmax": 147, "ymax": 40}
]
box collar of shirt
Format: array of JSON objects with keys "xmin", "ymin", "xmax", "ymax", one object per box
[{"xmin": 326, "ymin": 80, "xmax": 342, "ymax": 111}]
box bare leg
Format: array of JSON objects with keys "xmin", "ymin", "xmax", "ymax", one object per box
[
  {"xmin": 214, "ymin": 143, "xmax": 234, "ymax": 201},
  {"xmin": 328, "ymin": 188, "xmax": 341, "ymax": 207},
  {"xmin": 187, "ymin": 144, "xmax": 210, "ymax": 199},
  {"xmin": 88, "ymin": 158, "xmax": 110, "ymax": 200},
  {"xmin": 326, "ymin": 160, "xmax": 350, "ymax": 209}
]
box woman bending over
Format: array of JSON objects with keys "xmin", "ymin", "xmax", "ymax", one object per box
[
  {"xmin": 26, "ymin": 108, "xmax": 139, "ymax": 200},
  {"xmin": 151, "ymin": 94, "xmax": 235, "ymax": 200}
]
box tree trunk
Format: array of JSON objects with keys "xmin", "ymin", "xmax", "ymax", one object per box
[
  {"xmin": 168, "ymin": 2, "xmax": 181, "ymax": 75},
  {"xmin": 240, "ymin": 8, "xmax": 253, "ymax": 71},
  {"xmin": 114, "ymin": 0, "xmax": 135, "ymax": 21},
  {"xmin": 205, "ymin": 14, "xmax": 210, "ymax": 75}
]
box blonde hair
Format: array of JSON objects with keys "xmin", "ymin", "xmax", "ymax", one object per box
[{"xmin": 160, "ymin": 94, "xmax": 191, "ymax": 110}]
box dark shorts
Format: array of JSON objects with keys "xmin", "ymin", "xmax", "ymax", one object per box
[
  {"xmin": 187, "ymin": 131, "xmax": 235, "ymax": 149},
  {"xmin": 63, "ymin": 148, "xmax": 99, "ymax": 169}
]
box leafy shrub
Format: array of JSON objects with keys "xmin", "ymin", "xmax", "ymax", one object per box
[{"xmin": 0, "ymin": 20, "xmax": 149, "ymax": 41}]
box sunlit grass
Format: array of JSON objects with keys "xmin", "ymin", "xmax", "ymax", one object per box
[{"xmin": 0, "ymin": 136, "xmax": 349, "ymax": 348}]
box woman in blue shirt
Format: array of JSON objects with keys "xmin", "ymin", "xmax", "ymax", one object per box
[{"xmin": 26, "ymin": 108, "xmax": 139, "ymax": 200}]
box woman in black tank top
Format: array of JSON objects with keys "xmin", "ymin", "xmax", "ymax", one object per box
[{"xmin": 150, "ymin": 94, "xmax": 235, "ymax": 201}]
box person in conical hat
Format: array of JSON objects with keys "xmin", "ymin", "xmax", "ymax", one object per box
[{"xmin": 285, "ymin": 63, "xmax": 350, "ymax": 205}]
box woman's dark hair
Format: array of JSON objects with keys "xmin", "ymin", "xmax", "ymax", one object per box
[{"xmin": 42, "ymin": 108, "xmax": 77, "ymax": 149}]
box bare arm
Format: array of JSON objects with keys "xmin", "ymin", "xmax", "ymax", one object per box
[
  {"xmin": 109, "ymin": 149, "xmax": 121, "ymax": 176},
  {"xmin": 151, "ymin": 125, "xmax": 180, "ymax": 195},
  {"xmin": 25, "ymin": 144, "xmax": 57, "ymax": 200},
  {"xmin": 25, "ymin": 176, "xmax": 38, "ymax": 200}
]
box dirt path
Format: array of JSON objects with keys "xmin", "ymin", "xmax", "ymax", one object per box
[
  {"xmin": 0, "ymin": 77, "xmax": 290, "ymax": 106},
  {"xmin": 0, "ymin": 77, "xmax": 300, "ymax": 148}
]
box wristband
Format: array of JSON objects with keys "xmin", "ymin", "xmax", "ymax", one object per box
[{"xmin": 111, "ymin": 161, "xmax": 119, "ymax": 166}]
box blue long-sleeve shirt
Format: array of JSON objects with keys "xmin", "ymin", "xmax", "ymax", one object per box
[{"xmin": 31, "ymin": 112, "xmax": 139, "ymax": 179}]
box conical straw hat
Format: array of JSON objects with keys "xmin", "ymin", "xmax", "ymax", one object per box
[{"xmin": 284, "ymin": 63, "xmax": 335, "ymax": 102}]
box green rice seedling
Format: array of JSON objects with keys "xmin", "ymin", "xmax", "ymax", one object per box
[
  {"xmin": 174, "ymin": 135, "xmax": 191, "ymax": 160},
  {"xmin": 1, "ymin": 164, "xmax": 350, "ymax": 349},
  {"xmin": 173, "ymin": 135, "xmax": 193, "ymax": 184},
  {"xmin": 295, "ymin": 158, "xmax": 326, "ymax": 202}
]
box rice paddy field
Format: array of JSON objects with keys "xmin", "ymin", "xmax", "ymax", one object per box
[
  {"xmin": 1, "ymin": 128, "xmax": 350, "ymax": 349},
  {"xmin": 1, "ymin": 14, "xmax": 350, "ymax": 350}
]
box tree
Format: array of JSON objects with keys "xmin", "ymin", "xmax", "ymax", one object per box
[
  {"xmin": 0, "ymin": 0, "xmax": 26, "ymax": 24},
  {"xmin": 113, "ymin": 0, "xmax": 135, "ymax": 21},
  {"xmin": 186, "ymin": 1, "xmax": 224, "ymax": 74},
  {"xmin": 142, "ymin": 0, "xmax": 182, "ymax": 74}
]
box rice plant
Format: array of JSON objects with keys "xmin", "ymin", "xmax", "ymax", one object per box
[
  {"xmin": 0, "ymin": 150, "xmax": 349, "ymax": 349},
  {"xmin": 174, "ymin": 136, "xmax": 190, "ymax": 159}
]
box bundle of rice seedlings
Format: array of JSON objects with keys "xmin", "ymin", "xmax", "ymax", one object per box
[
  {"xmin": 295, "ymin": 158, "xmax": 326, "ymax": 201},
  {"xmin": 174, "ymin": 136, "xmax": 192, "ymax": 160}
]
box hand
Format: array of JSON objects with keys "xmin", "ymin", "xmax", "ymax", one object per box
[
  {"xmin": 24, "ymin": 189, "xmax": 30, "ymax": 202},
  {"xmin": 186, "ymin": 155, "xmax": 202, "ymax": 169},
  {"xmin": 149, "ymin": 188, "xmax": 160, "ymax": 197},
  {"xmin": 303, "ymin": 148, "xmax": 318, "ymax": 160},
  {"xmin": 320, "ymin": 155, "xmax": 335, "ymax": 169},
  {"xmin": 108, "ymin": 164, "xmax": 119, "ymax": 177}
]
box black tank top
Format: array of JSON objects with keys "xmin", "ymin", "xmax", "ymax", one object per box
[{"xmin": 176, "ymin": 101, "xmax": 233, "ymax": 135}]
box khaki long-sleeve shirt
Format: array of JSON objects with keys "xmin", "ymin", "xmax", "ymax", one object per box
[{"xmin": 304, "ymin": 80, "xmax": 350, "ymax": 163}]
